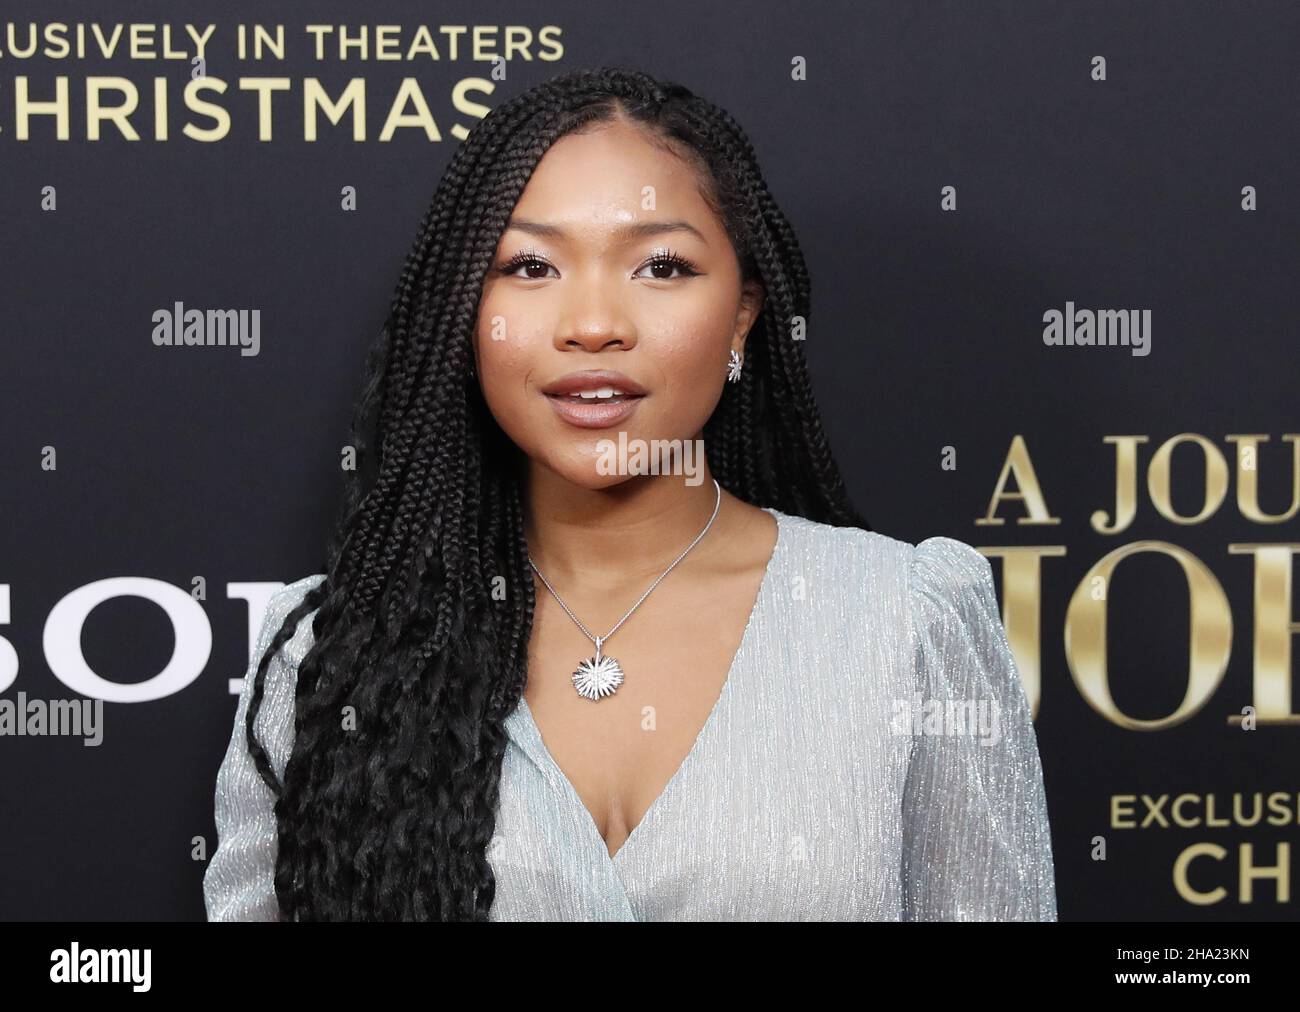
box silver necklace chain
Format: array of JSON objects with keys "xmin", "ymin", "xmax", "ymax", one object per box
[{"xmin": 527, "ymin": 479, "xmax": 722, "ymax": 694}]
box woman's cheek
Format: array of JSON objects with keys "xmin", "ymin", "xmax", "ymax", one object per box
[
  {"xmin": 655, "ymin": 330, "xmax": 724, "ymax": 397},
  {"xmin": 653, "ymin": 294, "xmax": 733, "ymax": 367},
  {"xmin": 477, "ymin": 326, "xmax": 553, "ymax": 451},
  {"xmin": 478, "ymin": 291, "xmax": 531, "ymax": 367}
]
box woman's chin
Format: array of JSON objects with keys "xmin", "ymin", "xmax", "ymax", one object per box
[{"xmin": 530, "ymin": 458, "xmax": 648, "ymax": 492}]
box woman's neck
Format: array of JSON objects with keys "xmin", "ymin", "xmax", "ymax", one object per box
[{"xmin": 521, "ymin": 467, "xmax": 736, "ymax": 587}]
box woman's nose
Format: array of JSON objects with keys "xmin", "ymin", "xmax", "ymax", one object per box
[{"xmin": 552, "ymin": 274, "xmax": 637, "ymax": 352}]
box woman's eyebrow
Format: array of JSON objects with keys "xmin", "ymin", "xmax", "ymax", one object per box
[{"xmin": 504, "ymin": 217, "xmax": 707, "ymax": 243}]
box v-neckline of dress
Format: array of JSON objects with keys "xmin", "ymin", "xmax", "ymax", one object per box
[{"xmin": 507, "ymin": 506, "xmax": 787, "ymax": 867}]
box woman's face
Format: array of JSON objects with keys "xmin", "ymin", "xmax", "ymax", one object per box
[{"xmin": 473, "ymin": 117, "xmax": 764, "ymax": 489}]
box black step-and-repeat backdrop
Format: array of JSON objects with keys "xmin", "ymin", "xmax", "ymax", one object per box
[{"xmin": 1, "ymin": 1, "xmax": 1295, "ymax": 921}]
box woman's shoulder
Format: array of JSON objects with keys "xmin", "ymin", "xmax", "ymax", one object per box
[
  {"xmin": 773, "ymin": 513, "xmax": 1020, "ymax": 706},
  {"xmin": 255, "ymin": 573, "xmax": 328, "ymax": 677},
  {"xmin": 768, "ymin": 506, "xmax": 909, "ymax": 563},
  {"xmin": 906, "ymin": 535, "xmax": 1002, "ymax": 618},
  {"xmin": 769, "ymin": 508, "xmax": 997, "ymax": 614},
  {"xmin": 235, "ymin": 574, "xmax": 328, "ymax": 778},
  {"xmin": 270, "ymin": 572, "xmax": 328, "ymax": 610}
]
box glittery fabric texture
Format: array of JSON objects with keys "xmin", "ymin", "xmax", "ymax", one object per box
[{"xmin": 203, "ymin": 507, "xmax": 1058, "ymax": 921}]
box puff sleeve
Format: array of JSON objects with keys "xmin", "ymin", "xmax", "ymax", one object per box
[
  {"xmin": 900, "ymin": 537, "xmax": 1057, "ymax": 921},
  {"xmin": 203, "ymin": 577, "xmax": 321, "ymax": 922}
]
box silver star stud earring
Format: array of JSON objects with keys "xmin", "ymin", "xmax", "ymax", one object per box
[{"xmin": 726, "ymin": 348, "xmax": 744, "ymax": 383}]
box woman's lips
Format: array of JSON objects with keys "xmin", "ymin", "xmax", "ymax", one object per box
[{"xmin": 544, "ymin": 392, "xmax": 644, "ymax": 429}]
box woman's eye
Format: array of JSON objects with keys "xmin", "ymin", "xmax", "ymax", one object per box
[
  {"xmin": 500, "ymin": 257, "xmax": 557, "ymax": 279},
  {"xmin": 506, "ymin": 258, "xmax": 553, "ymax": 278},
  {"xmin": 634, "ymin": 257, "xmax": 697, "ymax": 280}
]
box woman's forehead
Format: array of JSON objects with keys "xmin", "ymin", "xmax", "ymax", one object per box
[{"xmin": 510, "ymin": 128, "xmax": 719, "ymax": 242}]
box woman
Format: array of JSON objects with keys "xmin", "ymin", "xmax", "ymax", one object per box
[{"xmin": 203, "ymin": 66, "xmax": 1057, "ymax": 921}]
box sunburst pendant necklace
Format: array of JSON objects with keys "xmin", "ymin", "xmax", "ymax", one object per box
[{"xmin": 527, "ymin": 479, "xmax": 723, "ymax": 701}]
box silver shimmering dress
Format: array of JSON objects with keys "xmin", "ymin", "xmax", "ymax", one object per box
[{"xmin": 203, "ymin": 507, "xmax": 1058, "ymax": 921}]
